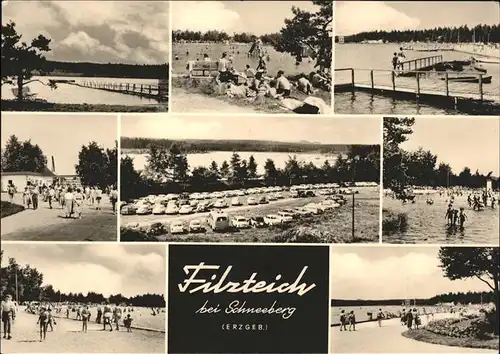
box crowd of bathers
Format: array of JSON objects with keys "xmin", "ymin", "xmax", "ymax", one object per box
[{"xmin": 6, "ymin": 180, "xmax": 119, "ymax": 217}]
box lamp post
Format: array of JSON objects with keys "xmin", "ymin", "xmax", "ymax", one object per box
[{"xmin": 351, "ymin": 156, "xmax": 360, "ymax": 240}]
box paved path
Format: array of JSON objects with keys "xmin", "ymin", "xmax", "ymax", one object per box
[
  {"xmin": 1, "ymin": 193, "xmax": 117, "ymax": 241},
  {"xmin": 0, "ymin": 311, "xmax": 164, "ymax": 353},
  {"xmin": 331, "ymin": 316, "xmax": 497, "ymax": 353}
]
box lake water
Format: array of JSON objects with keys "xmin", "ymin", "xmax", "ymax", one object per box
[
  {"xmin": 124, "ymin": 151, "xmax": 343, "ymax": 174},
  {"xmin": 383, "ymin": 194, "xmax": 499, "ymax": 244},
  {"xmin": 172, "ymin": 42, "xmax": 319, "ymax": 76},
  {"xmin": 334, "ymin": 44, "xmax": 500, "ymax": 114},
  {"xmin": 1, "ymin": 76, "xmax": 160, "ymax": 105}
]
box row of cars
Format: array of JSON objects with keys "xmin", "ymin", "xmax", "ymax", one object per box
[
  {"xmin": 121, "ymin": 184, "xmax": 360, "ymax": 216},
  {"xmin": 126, "ymin": 194, "xmax": 348, "ymax": 236}
]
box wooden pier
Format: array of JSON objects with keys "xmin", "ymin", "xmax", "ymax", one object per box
[
  {"xmin": 398, "ymin": 55, "xmax": 443, "ymax": 72},
  {"xmin": 334, "ymin": 67, "xmax": 499, "ymax": 114},
  {"xmin": 70, "ymin": 79, "xmax": 168, "ymax": 102}
]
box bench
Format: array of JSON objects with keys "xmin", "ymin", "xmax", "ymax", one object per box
[{"xmin": 186, "ymin": 61, "xmax": 219, "ymax": 77}]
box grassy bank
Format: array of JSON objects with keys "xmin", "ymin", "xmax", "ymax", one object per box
[
  {"xmin": 382, "ymin": 208, "xmax": 408, "ymax": 235},
  {"xmin": 1, "ymin": 100, "xmax": 168, "ymax": 112},
  {"xmin": 1, "ymin": 201, "xmax": 25, "ymax": 218},
  {"xmin": 402, "ymin": 329, "xmax": 499, "ymax": 350},
  {"xmin": 172, "ymin": 76, "xmax": 331, "ymax": 114}
]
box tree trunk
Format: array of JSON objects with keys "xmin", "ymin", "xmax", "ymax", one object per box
[{"xmin": 17, "ymin": 77, "xmax": 24, "ymax": 101}]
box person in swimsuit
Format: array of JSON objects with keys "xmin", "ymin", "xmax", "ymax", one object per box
[
  {"xmin": 445, "ymin": 204, "xmax": 454, "ymax": 225},
  {"xmin": 377, "ymin": 309, "xmax": 385, "ymax": 327},
  {"xmin": 392, "ymin": 52, "xmax": 399, "ymax": 70},
  {"xmin": 124, "ymin": 314, "xmax": 133, "ymax": 332},
  {"xmin": 348, "ymin": 310, "xmax": 356, "ymax": 331},
  {"xmin": 95, "ymin": 187, "xmax": 103, "ymax": 211},
  {"xmin": 37, "ymin": 307, "xmax": 49, "ymax": 341},
  {"xmin": 339, "ymin": 310, "xmax": 347, "ymax": 331},
  {"xmin": 96, "ymin": 304, "xmax": 102, "ymax": 324},
  {"xmin": 47, "ymin": 308, "xmax": 56, "ymax": 331},
  {"xmin": 81, "ymin": 306, "xmax": 89, "ymax": 333},
  {"xmin": 459, "ymin": 207, "xmax": 467, "ymax": 228},
  {"xmin": 113, "ymin": 305, "xmax": 122, "ymax": 331},
  {"xmin": 276, "ymin": 70, "xmax": 292, "ymax": 97},
  {"xmin": 103, "ymin": 302, "xmax": 113, "ymax": 331}
]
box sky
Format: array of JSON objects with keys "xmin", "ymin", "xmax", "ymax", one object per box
[
  {"xmin": 1, "ymin": 244, "xmax": 166, "ymax": 297},
  {"xmin": 398, "ymin": 117, "xmax": 500, "ymax": 176},
  {"xmin": 1, "ymin": 0, "xmax": 170, "ymax": 64},
  {"xmin": 331, "ymin": 246, "xmax": 491, "ymax": 300},
  {"xmin": 172, "ymin": 1, "xmax": 321, "ymax": 35},
  {"xmin": 336, "ymin": 1, "xmax": 500, "ymax": 36},
  {"xmin": 1, "ymin": 114, "xmax": 117, "ymax": 175},
  {"xmin": 121, "ymin": 115, "xmax": 381, "ymax": 145}
]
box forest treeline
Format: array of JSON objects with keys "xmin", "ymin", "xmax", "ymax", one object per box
[
  {"xmin": 38, "ymin": 61, "xmax": 169, "ymax": 79},
  {"xmin": 121, "ymin": 144, "xmax": 380, "ymax": 200},
  {"xmin": 332, "ymin": 291, "xmax": 497, "ymax": 307},
  {"xmin": 337, "ymin": 24, "xmax": 500, "ymax": 44},
  {"xmin": 172, "ymin": 29, "xmax": 282, "ymax": 45},
  {"xmin": 121, "ymin": 137, "xmax": 350, "ymax": 154},
  {"xmin": 0, "ymin": 251, "xmax": 165, "ymax": 307}
]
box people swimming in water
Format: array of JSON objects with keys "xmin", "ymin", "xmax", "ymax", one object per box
[
  {"xmin": 459, "ymin": 207, "xmax": 467, "ymax": 228},
  {"xmin": 445, "ymin": 204, "xmax": 454, "ymax": 225}
]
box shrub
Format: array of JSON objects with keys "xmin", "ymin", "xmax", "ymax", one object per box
[
  {"xmin": 120, "ymin": 227, "xmax": 159, "ymax": 242},
  {"xmin": 383, "ymin": 210, "xmax": 408, "ymax": 234},
  {"xmin": 425, "ymin": 314, "xmax": 496, "ymax": 339}
]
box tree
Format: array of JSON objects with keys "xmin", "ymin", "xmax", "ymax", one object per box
[
  {"xmin": 190, "ymin": 166, "xmax": 218, "ymax": 189},
  {"xmin": 74, "ymin": 142, "xmax": 110, "ymax": 189},
  {"xmin": 264, "ymin": 159, "xmax": 279, "ymax": 185},
  {"xmin": 106, "ymin": 142, "xmax": 118, "ymax": 187},
  {"xmin": 220, "ymin": 160, "xmax": 230, "ymax": 179},
  {"xmin": 438, "ymin": 247, "xmax": 499, "ymax": 334},
  {"xmin": 274, "ymin": 0, "xmax": 332, "ymax": 71},
  {"xmin": 144, "ymin": 144, "xmax": 189, "ymax": 183},
  {"xmin": 209, "ymin": 161, "xmax": 220, "ymax": 180},
  {"xmin": 1, "ymin": 135, "xmax": 47, "ymax": 172},
  {"xmin": 167, "ymin": 144, "xmax": 189, "ymax": 183},
  {"xmin": 1, "ymin": 21, "xmax": 57, "ymax": 100},
  {"xmin": 284, "ymin": 155, "xmax": 302, "ymax": 185},
  {"xmin": 120, "ymin": 156, "xmax": 143, "ymax": 201},
  {"xmin": 229, "ymin": 152, "xmax": 243, "ymax": 185},
  {"xmin": 247, "ymin": 155, "xmax": 258, "ymax": 179}
]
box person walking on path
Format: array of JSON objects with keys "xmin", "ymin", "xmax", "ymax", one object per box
[
  {"xmin": 7, "ymin": 181, "xmax": 16, "ymax": 203},
  {"xmin": 1, "ymin": 294, "xmax": 16, "ymax": 340}
]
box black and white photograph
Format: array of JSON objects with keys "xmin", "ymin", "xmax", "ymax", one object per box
[
  {"xmin": 168, "ymin": 244, "xmax": 329, "ymax": 353},
  {"xmin": 334, "ymin": 1, "xmax": 500, "ymax": 115},
  {"xmin": 119, "ymin": 115, "xmax": 380, "ymax": 243},
  {"xmin": 1, "ymin": 1, "xmax": 169, "ymax": 113},
  {"xmin": 330, "ymin": 246, "xmax": 499, "ymax": 354},
  {"xmin": 170, "ymin": 0, "xmax": 332, "ymax": 114},
  {"xmin": 0, "ymin": 243, "xmax": 166, "ymax": 353},
  {"xmin": 1, "ymin": 114, "xmax": 118, "ymax": 241},
  {"xmin": 382, "ymin": 117, "xmax": 499, "ymax": 244}
]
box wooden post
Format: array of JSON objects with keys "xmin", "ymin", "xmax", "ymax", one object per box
[
  {"xmin": 351, "ymin": 69, "xmax": 355, "ymax": 86},
  {"xmin": 445, "ymin": 73, "xmax": 449, "ymax": 97},
  {"xmin": 133, "ymin": 83, "xmax": 136, "ymax": 92},
  {"xmin": 479, "ymin": 74, "xmax": 483, "ymax": 101},
  {"xmin": 141, "ymin": 84, "xmax": 143, "ymax": 92},
  {"xmin": 391, "ymin": 70, "xmax": 396, "ymax": 91},
  {"xmin": 416, "ymin": 72, "xmax": 420, "ymax": 95},
  {"xmin": 370, "ymin": 70, "xmax": 374, "ymax": 89},
  {"xmin": 126, "ymin": 83, "xmax": 129, "ymax": 92},
  {"xmin": 149, "ymin": 85, "xmax": 152, "ymax": 94}
]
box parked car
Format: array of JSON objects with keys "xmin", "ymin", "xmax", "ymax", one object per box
[
  {"xmin": 189, "ymin": 199, "xmax": 199, "ymax": 207},
  {"xmin": 136, "ymin": 204, "xmax": 152, "ymax": 215},
  {"xmin": 231, "ymin": 197, "xmax": 242, "ymax": 206},
  {"xmin": 249, "ymin": 216, "xmax": 266, "ymax": 228},
  {"xmin": 264, "ymin": 214, "xmax": 282, "ymax": 226},
  {"xmin": 120, "ymin": 204, "xmax": 137, "ymax": 215},
  {"xmin": 170, "ymin": 221, "xmax": 185, "ymax": 234},
  {"xmin": 214, "ymin": 199, "xmax": 228, "ymax": 208},
  {"xmin": 304, "ymin": 203, "xmax": 322, "ymax": 215},
  {"xmin": 292, "ymin": 207, "xmax": 313, "ymax": 217},
  {"xmin": 282, "ymin": 209, "xmax": 300, "ymax": 219},
  {"xmin": 189, "ymin": 219, "xmax": 204, "ymax": 233},
  {"xmin": 258, "ymin": 196, "xmax": 269, "ymax": 204},
  {"xmin": 275, "ymin": 192, "xmax": 284, "ymax": 199},
  {"xmin": 247, "ymin": 197, "xmax": 258, "ymax": 205},
  {"xmin": 231, "ymin": 216, "xmax": 250, "ymax": 229},
  {"xmin": 196, "ymin": 202, "xmax": 210, "ymax": 213},
  {"xmin": 207, "ymin": 211, "xmax": 230, "ymax": 231},
  {"xmin": 268, "ymin": 194, "xmax": 278, "ymax": 201},
  {"xmin": 277, "ymin": 211, "xmax": 294, "ymax": 223},
  {"xmin": 179, "ymin": 205, "xmax": 194, "ymax": 214},
  {"xmin": 165, "ymin": 204, "xmax": 179, "ymax": 215},
  {"xmin": 152, "ymin": 203, "xmax": 166, "ymax": 215}
]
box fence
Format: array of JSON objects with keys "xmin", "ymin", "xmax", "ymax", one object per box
[
  {"xmin": 334, "ymin": 68, "xmax": 499, "ymax": 102},
  {"xmin": 398, "ymin": 55, "xmax": 443, "ymax": 71},
  {"xmin": 76, "ymin": 80, "xmax": 168, "ymax": 102}
]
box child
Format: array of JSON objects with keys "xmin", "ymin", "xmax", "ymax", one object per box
[
  {"xmin": 445, "ymin": 204, "xmax": 453, "ymax": 225},
  {"xmin": 36, "ymin": 307, "xmax": 49, "ymax": 341},
  {"xmin": 124, "ymin": 314, "xmax": 133, "ymax": 332},
  {"xmin": 81, "ymin": 306, "xmax": 89, "ymax": 333},
  {"xmin": 452, "ymin": 209, "xmax": 459, "ymax": 226},
  {"xmin": 348, "ymin": 310, "xmax": 356, "ymax": 331},
  {"xmin": 76, "ymin": 306, "xmax": 81, "ymax": 320},
  {"xmin": 339, "ymin": 310, "xmax": 346, "ymax": 331},
  {"xmin": 459, "ymin": 207, "xmax": 468, "ymax": 228}
]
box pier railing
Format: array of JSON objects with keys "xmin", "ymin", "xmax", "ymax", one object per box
[
  {"xmin": 334, "ymin": 68, "xmax": 498, "ymax": 102},
  {"xmin": 398, "ymin": 55, "xmax": 443, "ymax": 71},
  {"xmin": 74, "ymin": 80, "xmax": 168, "ymax": 102}
]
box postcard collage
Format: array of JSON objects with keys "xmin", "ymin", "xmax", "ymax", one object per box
[{"xmin": 0, "ymin": 1, "xmax": 499, "ymax": 353}]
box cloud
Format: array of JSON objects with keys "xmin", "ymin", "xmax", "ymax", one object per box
[
  {"xmin": 331, "ymin": 249, "xmax": 488, "ymax": 300},
  {"xmin": 173, "ymin": 1, "xmax": 240, "ymax": 32},
  {"xmin": 2, "ymin": 0, "xmax": 169, "ymax": 64},
  {"xmin": 336, "ymin": 1, "xmax": 420, "ymax": 36},
  {"xmin": 1, "ymin": 244, "xmax": 166, "ymax": 297}
]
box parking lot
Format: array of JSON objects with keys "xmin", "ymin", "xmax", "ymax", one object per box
[{"xmin": 120, "ymin": 183, "xmax": 380, "ymax": 243}]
